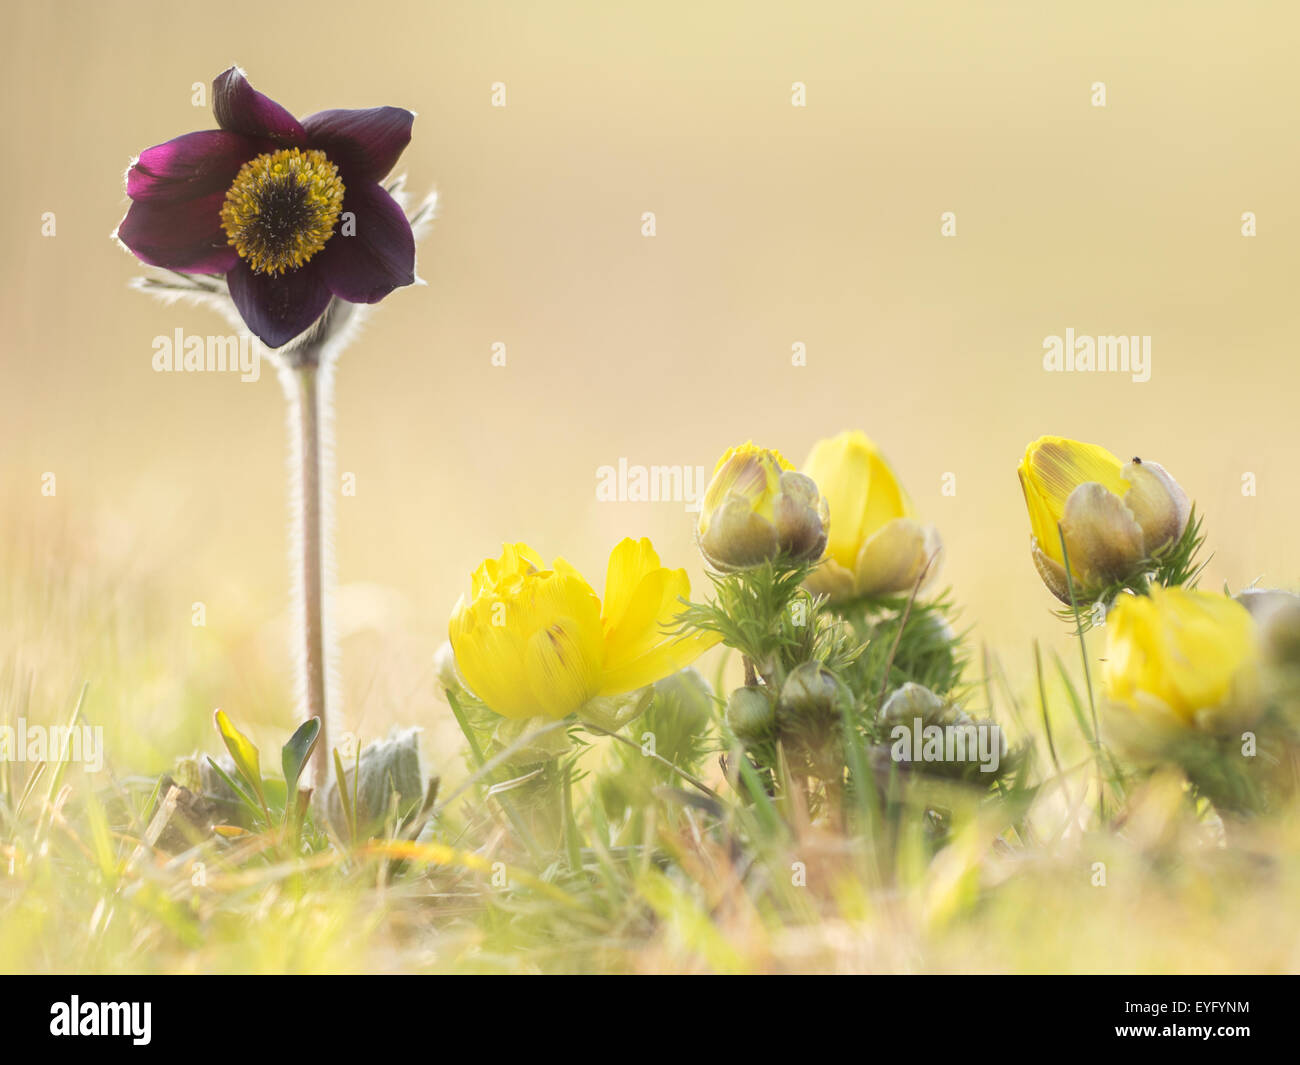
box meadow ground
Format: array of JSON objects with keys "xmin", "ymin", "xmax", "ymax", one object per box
[{"xmin": 3, "ymin": 498, "xmax": 1298, "ymax": 976}]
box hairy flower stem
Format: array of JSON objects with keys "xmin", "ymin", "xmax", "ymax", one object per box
[{"xmin": 282, "ymin": 348, "xmax": 336, "ymax": 790}]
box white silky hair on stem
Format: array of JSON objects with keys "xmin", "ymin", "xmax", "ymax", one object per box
[{"xmin": 129, "ymin": 178, "xmax": 439, "ymax": 792}]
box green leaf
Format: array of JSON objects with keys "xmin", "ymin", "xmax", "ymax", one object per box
[
  {"xmin": 1052, "ymin": 651, "xmax": 1095, "ymax": 745},
  {"xmin": 213, "ymin": 709, "xmax": 266, "ymax": 811},
  {"xmin": 332, "ymin": 747, "xmax": 356, "ymax": 844},
  {"xmin": 1034, "ymin": 640, "xmax": 1062, "ymax": 775},
  {"xmin": 205, "ymin": 757, "xmax": 264, "ymax": 822},
  {"xmin": 281, "ymin": 717, "xmax": 321, "ymax": 798}
]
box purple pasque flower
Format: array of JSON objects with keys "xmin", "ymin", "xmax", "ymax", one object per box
[{"xmin": 116, "ymin": 67, "xmax": 417, "ymax": 348}]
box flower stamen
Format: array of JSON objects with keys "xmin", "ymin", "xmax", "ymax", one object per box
[{"xmin": 220, "ymin": 148, "xmax": 345, "ymax": 275}]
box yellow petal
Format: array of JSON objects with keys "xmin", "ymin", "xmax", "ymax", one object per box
[
  {"xmin": 600, "ymin": 629, "xmax": 720, "ymax": 696},
  {"xmin": 551, "ymin": 555, "xmax": 586, "ymax": 583},
  {"xmin": 1019, "ymin": 467, "xmax": 1064, "ymax": 567},
  {"xmin": 708, "ymin": 440, "xmax": 793, "ymax": 478},
  {"xmin": 525, "ymin": 616, "xmax": 603, "ymax": 719},
  {"xmin": 601, "ymin": 537, "xmax": 663, "ymax": 630},
  {"xmin": 1160, "ymin": 592, "xmax": 1258, "ymax": 719},
  {"xmin": 803, "ymin": 431, "xmax": 909, "ymax": 570},
  {"xmin": 603, "ymin": 566, "xmax": 684, "ymax": 666},
  {"xmin": 449, "ymin": 592, "xmax": 534, "ymax": 719},
  {"xmin": 599, "ymin": 539, "xmax": 719, "ymax": 693},
  {"xmin": 699, "ymin": 443, "xmax": 789, "ymax": 532},
  {"xmin": 1105, "ymin": 588, "xmax": 1260, "ymax": 725},
  {"xmin": 451, "ymin": 569, "xmax": 603, "ymax": 720},
  {"xmin": 1019, "ymin": 436, "xmax": 1127, "ymax": 562},
  {"xmin": 470, "ymin": 542, "xmax": 544, "ymax": 598}
]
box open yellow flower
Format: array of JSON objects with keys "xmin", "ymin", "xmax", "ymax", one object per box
[
  {"xmin": 1018, "ymin": 435, "xmax": 1189, "ymax": 602},
  {"xmin": 696, "ymin": 442, "xmax": 828, "ymax": 571},
  {"xmin": 1104, "ymin": 587, "xmax": 1260, "ymax": 730},
  {"xmin": 449, "ymin": 538, "xmax": 718, "ymax": 721},
  {"xmin": 801, "ymin": 430, "xmax": 941, "ymax": 600}
]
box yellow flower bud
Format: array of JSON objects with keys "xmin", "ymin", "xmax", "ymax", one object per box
[
  {"xmin": 697, "ymin": 442, "xmax": 829, "ymax": 571},
  {"xmin": 1018, "ymin": 436, "xmax": 1190, "ymax": 602},
  {"xmin": 800, "ymin": 430, "xmax": 941, "ymax": 600},
  {"xmin": 449, "ymin": 538, "xmax": 719, "ymax": 721},
  {"xmin": 1103, "ymin": 587, "xmax": 1261, "ymax": 733}
]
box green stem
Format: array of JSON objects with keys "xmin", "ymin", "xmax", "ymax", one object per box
[
  {"xmin": 562, "ymin": 761, "xmax": 583, "ymax": 873},
  {"xmin": 582, "ymin": 722, "xmax": 723, "ymax": 801},
  {"xmin": 443, "ymin": 689, "xmax": 549, "ymax": 867},
  {"xmin": 1057, "ymin": 524, "xmax": 1104, "ymax": 819}
]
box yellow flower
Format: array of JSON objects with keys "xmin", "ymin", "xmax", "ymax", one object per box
[
  {"xmin": 1103, "ymin": 587, "xmax": 1260, "ymax": 730},
  {"xmin": 801, "ymin": 430, "xmax": 941, "ymax": 600},
  {"xmin": 1018, "ymin": 435, "xmax": 1189, "ymax": 602},
  {"xmin": 696, "ymin": 442, "xmax": 828, "ymax": 571},
  {"xmin": 449, "ymin": 538, "xmax": 718, "ymax": 721}
]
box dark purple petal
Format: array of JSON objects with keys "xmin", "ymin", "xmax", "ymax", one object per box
[
  {"xmin": 127, "ymin": 130, "xmax": 259, "ymax": 203},
  {"xmin": 302, "ymin": 107, "xmax": 414, "ymax": 182},
  {"xmin": 116, "ymin": 193, "xmax": 238, "ymax": 273},
  {"xmin": 227, "ymin": 260, "xmax": 333, "ymax": 348},
  {"xmin": 212, "ymin": 67, "xmax": 305, "ymax": 144},
  {"xmin": 316, "ymin": 181, "xmax": 416, "ymax": 304}
]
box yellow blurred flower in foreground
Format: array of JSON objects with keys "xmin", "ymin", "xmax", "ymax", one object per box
[
  {"xmin": 1103, "ymin": 587, "xmax": 1260, "ymax": 731},
  {"xmin": 1018, "ymin": 435, "xmax": 1189, "ymax": 602},
  {"xmin": 801, "ymin": 430, "xmax": 941, "ymax": 600},
  {"xmin": 696, "ymin": 442, "xmax": 828, "ymax": 571},
  {"xmin": 449, "ymin": 539, "xmax": 718, "ymax": 720}
]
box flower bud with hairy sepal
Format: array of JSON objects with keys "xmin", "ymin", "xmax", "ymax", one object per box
[
  {"xmin": 775, "ymin": 662, "xmax": 844, "ymax": 778},
  {"xmin": 777, "ymin": 662, "xmax": 841, "ymax": 725},
  {"xmin": 1236, "ymin": 589, "xmax": 1300, "ymax": 667},
  {"xmin": 1018, "ymin": 436, "xmax": 1191, "ymax": 603},
  {"xmin": 325, "ymin": 727, "xmax": 425, "ymax": 838},
  {"xmin": 880, "ymin": 682, "xmax": 949, "ymax": 728},
  {"xmin": 598, "ymin": 669, "xmax": 717, "ymax": 826},
  {"xmin": 650, "ymin": 668, "xmax": 714, "ymax": 738},
  {"xmin": 726, "ymin": 685, "xmax": 776, "ymax": 743},
  {"xmin": 802, "ymin": 430, "xmax": 942, "ymax": 600},
  {"xmin": 880, "ymin": 682, "xmax": 983, "ymax": 743},
  {"xmin": 697, "ymin": 443, "xmax": 829, "ymax": 571},
  {"xmin": 434, "ymin": 639, "xmax": 465, "ymax": 694},
  {"xmin": 879, "ymin": 682, "xmax": 1008, "ymax": 782},
  {"xmin": 578, "ymin": 687, "xmax": 655, "ymax": 732}
]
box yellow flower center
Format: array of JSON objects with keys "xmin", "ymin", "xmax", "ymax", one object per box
[{"xmin": 220, "ymin": 148, "xmax": 345, "ymax": 275}]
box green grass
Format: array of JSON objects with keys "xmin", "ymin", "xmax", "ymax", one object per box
[{"xmin": 3, "ymin": 509, "xmax": 1300, "ymax": 975}]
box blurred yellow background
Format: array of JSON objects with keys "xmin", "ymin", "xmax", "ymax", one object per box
[{"xmin": 2, "ymin": 0, "xmax": 1297, "ymax": 771}]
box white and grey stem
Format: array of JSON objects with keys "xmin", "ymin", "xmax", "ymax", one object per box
[{"xmin": 279, "ymin": 323, "xmax": 344, "ymax": 792}]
